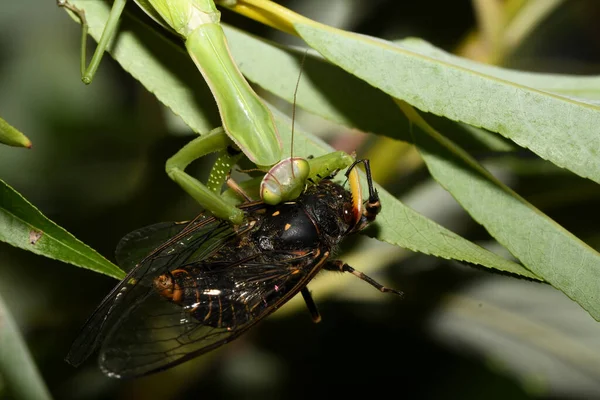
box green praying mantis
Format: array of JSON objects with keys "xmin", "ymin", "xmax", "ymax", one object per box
[{"xmin": 58, "ymin": 0, "xmax": 355, "ymax": 225}]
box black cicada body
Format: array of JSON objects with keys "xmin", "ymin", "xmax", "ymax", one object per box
[{"xmin": 66, "ymin": 160, "xmax": 400, "ymax": 378}]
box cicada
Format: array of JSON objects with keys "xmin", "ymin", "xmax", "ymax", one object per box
[{"xmin": 66, "ymin": 160, "xmax": 401, "ymax": 378}]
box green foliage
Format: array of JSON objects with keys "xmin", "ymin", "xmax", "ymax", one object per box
[
  {"xmin": 3, "ymin": 0, "xmax": 599, "ymax": 320},
  {"xmin": 0, "ymin": 117, "xmax": 31, "ymax": 148},
  {"xmin": 0, "ymin": 179, "xmax": 124, "ymax": 279},
  {"xmin": 274, "ymin": 110, "xmax": 538, "ymax": 279},
  {"xmin": 0, "ymin": 292, "xmax": 52, "ymax": 400},
  {"xmin": 410, "ymin": 109, "xmax": 600, "ymax": 319},
  {"xmin": 295, "ymin": 24, "xmax": 600, "ymax": 183},
  {"xmin": 1, "ymin": 0, "xmax": 600, "ymax": 397}
]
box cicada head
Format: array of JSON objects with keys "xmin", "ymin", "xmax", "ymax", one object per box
[
  {"xmin": 301, "ymin": 161, "xmax": 381, "ymax": 243},
  {"xmin": 299, "ymin": 180, "xmax": 357, "ymax": 243}
]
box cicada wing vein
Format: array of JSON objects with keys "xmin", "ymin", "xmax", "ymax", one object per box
[
  {"xmin": 65, "ymin": 216, "xmax": 233, "ymax": 367},
  {"xmin": 97, "ymin": 249, "xmax": 330, "ymax": 377}
]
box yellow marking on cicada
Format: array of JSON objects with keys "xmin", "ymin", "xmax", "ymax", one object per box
[
  {"xmin": 272, "ymin": 210, "xmax": 280, "ymax": 217},
  {"xmin": 284, "ymin": 223, "xmax": 292, "ymax": 231},
  {"xmin": 348, "ymin": 164, "xmax": 364, "ymax": 226}
]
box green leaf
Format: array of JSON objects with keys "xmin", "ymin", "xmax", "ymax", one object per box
[
  {"xmin": 67, "ymin": 0, "xmax": 220, "ymax": 134},
  {"xmin": 66, "ymin": 2, "xmax": 411, "ymax": 141},
  {"xmin": 294, "ymin": 24, "xmax": 600, "ymax": 183},
  {"xmin": 0, "ymin": 117, "xmax": 31, "ymax": 148},
  {"xmin": 271, "ymin": 108, "xmax": 539, "ymax": 280},
  {"xmin": 62, "ymin": 1, "xmax": 535, "ymax": 279},
  {"xmin": 223, "ymin": 26, "xmax": 409, "ymax": 140},
  {"xmin": 408, "ymin": 106, "xmax": 600, "ymax": 320},
  {"xmin": 0, "ymin": 291, "xmax": 52, "ymax": 400},
  {"xmin": 226, "ymin": 28, "xmax": 521, "ymax": 153},
  {"xmin": 395, "ymin": 38, "xmax": 600, "ymax": 101},
  {"xmin": 226, "ymin": 26, "xmax": 522, "ymax": 154},
  {"xmin": 0, "ymin": 179, "xmax": 124, "ymax": 279}
]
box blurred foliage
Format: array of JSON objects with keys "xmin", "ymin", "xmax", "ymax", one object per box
[{"xmin": 1, "ymin": 0, "xmax": 600, "ymax": 399}]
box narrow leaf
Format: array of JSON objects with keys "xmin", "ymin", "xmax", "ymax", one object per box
[
  {"xmin": 61, "ymin": 1, "xmax": 535, "ymax": 279},
  {"xmin": 295, "ymin": 23, "xmax": 600, "ymax": 183},
  {"xmin": 403, "ymin": 102, "xmax": 600, "ymax": 320},
  {"xmin": 0, "ymin": 291, "xmax": 52, "ymax": 400},
  {"xmin": 0, "ymin": 117, "xmax": 31, "ymax": 148},
  {"xmin": 395, "ymin": 38, "xmax": 600, "ymax": 101},
  {"xmin": 223, "ymin": 26, "xmax": 409, "ymax": 140},
  {"xmin": 271, "ymin": 109, "xmax": 539, "ymax": 280},
  {"xmin": 0, "ymin": 179, "xmax": 124, "ymax": 279},
  {"xmin": 66, "ymin": 2, "xmax": 410, "ymax": 141}
]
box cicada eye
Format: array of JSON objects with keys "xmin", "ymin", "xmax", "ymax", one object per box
[{"xmin": 343, "ymin": 202, "xmax": 355, "ymax": 225}]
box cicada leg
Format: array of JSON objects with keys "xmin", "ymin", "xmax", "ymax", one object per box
[
  {"xmin": 300, "ymin": 287, "xmax": 322, "ymax": 323},
  {"xmin": 325, "ymin": 261, "xmax": 403, "ymax": 297}
]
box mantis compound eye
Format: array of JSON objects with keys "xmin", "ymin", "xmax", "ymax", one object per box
[{"xmin": 261, "ymin": 157, "xmax": 310, "ymax": 205}]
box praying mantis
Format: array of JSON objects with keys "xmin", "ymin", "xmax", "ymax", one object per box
[{"xmin": 58, "ymin": 0, "xmax": 355, "ymax": 225}]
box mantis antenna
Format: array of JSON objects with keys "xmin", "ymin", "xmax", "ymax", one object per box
[
  {"xmin": 260, "ymin": 50, "xmax": 311, "ymax": 205},
  {"xmin": 290, "ymin": 50, "xmax": 309, "ymax": 172}
]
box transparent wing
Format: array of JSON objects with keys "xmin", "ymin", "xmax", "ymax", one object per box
[
  {"xmin": 65, "ymin": 215, "xmax": 234, "ymax": 368},
  {"xmin": 98, "ymin": 250, "xmax": 328, "ymax": 377},
  {"xmin": 115, "ymin": 213, "xmax": 228, "ymax": 271},
  {"xmin": 116, "ymin": 221, "xmax": 189, "ymax": 271}
]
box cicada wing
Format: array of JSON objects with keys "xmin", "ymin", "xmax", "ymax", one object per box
[
  {"xmin": 116, "ymin": 222, "xmax": 187, "ymax": 271},
  {"xmin": 115, "ymin": 214, "xmax": 215, "ymax": 271},
  {"xmin": 65, "ymin": 217, "xmax": 235, "ymax": 368},
  {"xmin": 97, "ymin": 250, "xmax": 330, "ymax": 378},
  {"xmin": 98, "ymin": 288, "xmax": 235, "ymax": 378}
]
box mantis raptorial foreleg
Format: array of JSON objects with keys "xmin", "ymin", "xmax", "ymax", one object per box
[
  {"xmin": 166, "ymin": 127, "xmax": 245, "ymax": 224},
  {"xmin": 165, "ymin": 126, "xmax": 355, "ymax": 224}
]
